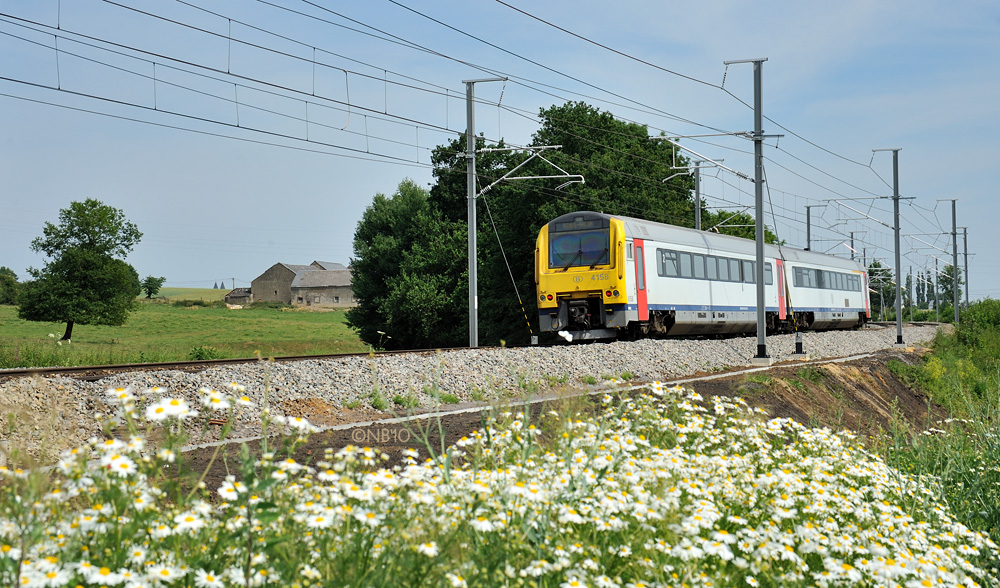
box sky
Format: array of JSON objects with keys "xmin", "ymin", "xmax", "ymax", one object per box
[{"xmin": 0, "ymin": 0, "xmax": 997, "ymax": 301}]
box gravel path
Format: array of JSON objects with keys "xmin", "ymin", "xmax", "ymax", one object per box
[{"xmin": 0, "ymin": 324, "xmax": 940, "ymax": 462}]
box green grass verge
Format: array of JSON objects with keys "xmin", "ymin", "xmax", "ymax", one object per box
[
  {"xmin": 872, "ymin": 299, "xmax": 1000, "ymax": 538},
  {"xmin": 0, "ymin": 298, "xmax": 367, "ymax": 368}
]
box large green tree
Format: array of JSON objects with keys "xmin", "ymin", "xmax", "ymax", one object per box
[
  {"xmin": 17, "ymin": 199, "xmax": 143, "ymax": 341},
  {"xmin": 0, "ymin": 267, "xmax": 18, "ymax": 305},
  {"xmin": 346, "ymin": 179, "xmax": 467, "ymax": 350}
]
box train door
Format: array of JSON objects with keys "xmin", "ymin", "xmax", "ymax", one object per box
[
  {"xmin": 862, "ymin": 272, "xmax": 871, "ymax": 318},
  {"xmin": 635, "ymin": 239, "xmax": 648, "ymax": 319},
  {"xmin": 776, "ymin": 259, "xmax": 787, "ymax": 320}
]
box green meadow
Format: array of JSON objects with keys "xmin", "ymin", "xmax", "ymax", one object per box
[{"xmin": 0, "ymin": 288, "xmax": 367, "ymax": 368}]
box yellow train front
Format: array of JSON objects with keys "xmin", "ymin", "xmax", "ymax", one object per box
[{"xmin": 535, "ymin": 211, "xmax": 629, "ymax": 341}]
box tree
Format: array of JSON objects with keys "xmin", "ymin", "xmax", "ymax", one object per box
[
  {"xmin": 938, "ymin": 264, "xmax": 964, "ymax": 308},
  {"xmin": 17, "ymin": 199, "xmax": 143, "ymax": 341},
  {"xmin": 0, "ymin": 267, "xmax": 18, "ymax": 305},
  {"xmin": 867, "ymin": 260, "xmax": 895, "ymax": 319},
  {"xmin": 142, "ymin": 276, "xmax": 167, "ymax": 299},
  {"xmin": 346, "ymin": 179, "xmax": 467, "ymax": 350}
]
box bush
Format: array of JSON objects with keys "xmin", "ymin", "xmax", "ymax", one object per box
[
  {"xmin": 247, "ymin": 300, "xmax": 290, "ymax": 310},
  {"xmin": 188, "ymin": 345, "xmax": 223, "ymax": 360},
  {"xmin": 171, "ymin": 299, "xmax": 225, "ymax": 309}
]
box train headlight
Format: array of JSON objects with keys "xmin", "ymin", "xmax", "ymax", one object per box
[
  {"xmin": 613, "ymin": 289, "xmax": 620, "ymax": 297},
  {"xmin": 539, "ymin": 295, "xmax": 545, "ymax": 301}
]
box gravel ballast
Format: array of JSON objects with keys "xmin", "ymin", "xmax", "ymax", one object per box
[{"xmin": 0, "ymin": 324, "xmax": 940, "ymax": 460}]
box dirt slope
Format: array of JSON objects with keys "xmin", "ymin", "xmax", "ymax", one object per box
[{"xmin": 688, "ymin": 347, "xmax": 940, "ymax": 438}]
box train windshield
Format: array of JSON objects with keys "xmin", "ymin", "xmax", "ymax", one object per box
[{"xmin": 549, "ymin": 229, "xmax": 610, "ymax": 269}]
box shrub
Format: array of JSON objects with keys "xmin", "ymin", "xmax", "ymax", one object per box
[{"xmin": 188, "ymin": 345, "xmax": 223, "ymax": 360}]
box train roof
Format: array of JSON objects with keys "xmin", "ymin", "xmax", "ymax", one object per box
[{"xmin": 550, "ymin": 211, "xmax": 865, "ymax": 273}]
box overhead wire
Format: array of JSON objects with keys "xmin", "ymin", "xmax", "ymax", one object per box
[
  {"xmin": 0, "ymin": 89, "xmax": 433, "ymax": 168},
  {"xmin": 489, "ymin": 0, "xmax": 902, "ymax": 204},
  {"xmin": 0, "ymin": 12, "xmax": 464, "ymax": 143},
  {"xmin": 247, "ymin": 0, "xmax": 895, "ymax": 216},
  {"xmin": 9, "ymin": 1, "xmax": 943, "ymax": 274}
]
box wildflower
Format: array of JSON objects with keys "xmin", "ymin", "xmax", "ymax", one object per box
[
  {"xmin": 84, "ymin": 565, "xmax": 123, "ymax": 585},
  {"xmin": 106, "ymin": 387, "xmax": 135, "ymax": 404},
  {"xmin": 194, "ymin": 569, "xmax": 224, "ymax": 588},
  {"xmin": 417, "ymin": 542, "xmax": 439, "ymax": 557},
  {"xmin": 470, "ymin": 516, "xmax": 495, "ymax": 532},
  {"xmin": 200, "ymin": 390, "xmax": 231, "ymax": 411},
  {"xmin": 147, "ymin": 563, "xmax": 182, "ymax": 583},
  {"xmin": 306, "ymin": 515, "xmax": 332, "ymax": 529},
  {"xmin": 146, "ymin": 398, "xmax": 197, "ymax": 421},
  {"xmin": 174, "ymin": 511, "xmax": 205, "ymax": 533}
]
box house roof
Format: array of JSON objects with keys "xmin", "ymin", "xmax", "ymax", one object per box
[
  {"xmin": 281, "ymin": 263, "xmax": 318, "ymax": 273},
  {"xmin": 226, "ymin": 288, "xmax": 252, "ymax": 297},
  {"xmin": 291, "ymin": 269, "xmax": 352, "ymax": 288},
  {"xmin": 311, "ymin": 261, "xmax": 348, "ymax": 270}
]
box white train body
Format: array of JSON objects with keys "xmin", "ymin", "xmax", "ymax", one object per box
[{"xmin": 535, "ymin": 211, "xmax": 870, "ymax": 340}]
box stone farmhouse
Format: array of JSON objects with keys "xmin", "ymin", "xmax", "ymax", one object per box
[{"xmin": 250, "ymin": 261, "xmax": 356, "ymax": 308}]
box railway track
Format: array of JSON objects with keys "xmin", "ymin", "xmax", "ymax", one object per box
[
  {"xmin": 0, "ymin": 346, "xmax": 482, "ymax": 382},
  {"xmin": 0, "ymin": 322, "xmax": 944, "ymax": 383}
]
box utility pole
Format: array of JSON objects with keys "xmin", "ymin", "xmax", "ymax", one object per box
[
  {"xmin": 804, "ymin": 205, "xmax": 826, "ymax": 251},
  {"xmin": 951, "ymin": 200, "xmax": 959, "ymax": 324},
  {"xmin": 909, "ymin": 265, "xmax": 913, "ymax": 322},
  {"xmin": 962, "ymin": 227, "xmax": 969, "ymax": 309},
  {"xmin": 694, "ymin": 161, "xmax": 702, "ymax": 231},
  {"xmin": 874, "ymin": 148, "xmax": 904, "ymax": 347},
  {"xmin": 464, "ymin": 76, "xmax": 505, "ymax": 348},
  {"xmin": 724, "ymin": 57, "xmax": 770, "ymax": 363},
  {"xmin": 935, "ymin": 257, "xmax": 940, "ymax": 322},
  {"xmin": 849, "ymin": 232, "xmax": 855, "ymax": 261}
]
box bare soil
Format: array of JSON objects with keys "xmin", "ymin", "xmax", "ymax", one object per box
[{"xmin": 183, "ymin": 346, "xmax": 939, "ymax": 493}]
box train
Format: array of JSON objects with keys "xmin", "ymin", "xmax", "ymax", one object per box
[{"xmin": 535, "ymin": 211, "xmax": 870, "ymax": 341}]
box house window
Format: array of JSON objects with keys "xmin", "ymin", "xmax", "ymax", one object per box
[
  {"xmin": 334, "ymin": 296, "xmax": 340, "ymax": 303},
  {"xmin": 297, "ymin": 296, "xmax": 303, "ymax": 303}
]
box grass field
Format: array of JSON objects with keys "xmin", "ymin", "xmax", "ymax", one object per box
[
  {"xmin": 0, "ymin": 289, "xmax": 368, "ymax": 368},
  {"xmin": 156, "ymin": 287, "xmax": 230, "ymax": 302}
]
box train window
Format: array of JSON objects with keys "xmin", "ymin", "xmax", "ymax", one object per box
[
  {"xmin": 765, "ymin": 263, "xmax": 773, "ymax": 285},
  {"xmin": 706, "ymin": 256, "xmax": 719, "ymax": 280},
  {"xmin": 627, "ymin": 242, "xmax": 634, "ymax": 260},
  {"xmin": 743, "ymin": 260, "xmax": 754, "ymax": 284},
  {"xmin": 658, "ymin": 249, "xmax": 679, "ymax": 277},
  {"xmin": 730, "ymin": 259, "xmax": 741, "ymax": 282},
  {"xmin": 679, "ymin": 252, "xmax": 693, "ymax": 278},
  {"xmin": 717, "ymin": 257, "xmax": 729, "ymax": 281},
  {"xmin": 692, "ymin": 254, "xmax": 706, "ymax": 279},
  {"xmin": 549, "ymin": 229, "xmax": 610, "ymax": 269},
  {"xmin": 850, "ymin": 275, "xmax": 860, "ymax": 291},
  {"xmin": 636, "ymin": 247, "xmax": 645, "ymax": 291}
]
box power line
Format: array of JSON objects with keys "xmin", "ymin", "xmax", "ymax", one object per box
[
  {"xmin": 0, "ymin": 89, "xmax": 433, "ymax": 168},
  {"xmin": 490, "ymin": 0, "xmax": 898, "ymax": 196},
  {"xmin": 493, "ymin": 0, "xmax": 721, "ymax": 91}
]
